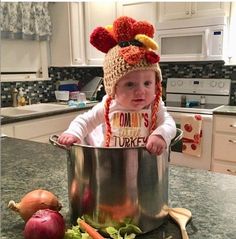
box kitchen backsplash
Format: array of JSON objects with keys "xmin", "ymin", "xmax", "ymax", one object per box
[
  {"xmin": 1, "ymin": 63, "xmax": 236, "ymax": 107},
  {"xmin": 1, "ymin": 67, "xmax": 103, "ymax": 107}
]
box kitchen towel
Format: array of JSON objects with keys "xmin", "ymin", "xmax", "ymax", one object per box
[{"xmin": 181, "ymin": 114, "xmax": 202, "ymax": 157}]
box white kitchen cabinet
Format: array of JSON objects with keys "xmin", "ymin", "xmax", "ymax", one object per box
[
  {"xmin": 1, "ymin": 111, "xmax": 86, "ymax": 143},
  {"xmin": 84, "ymin": 2, "xmax": 117, "ymax": 65},
  {"xmin": 50, "ymin": 2, "xmax": 117, "ymax": 66},
  {"xmin": 158, "ymin": 2, "xmax": 230, "ymax": 22},
  {"xmin": 227, "ymin": 2, "xmax": 236, "ymax": 65},
  {"xmin": 117, "ymin": 1, "xmax": 157, "ymax": 23},
  {"xmin": 211, "ymin": 114, "xmax": 236, "ymax": 175},
  {"xmin": 49, "ymin": 2, "xmax": 85, "ymax": 66}
]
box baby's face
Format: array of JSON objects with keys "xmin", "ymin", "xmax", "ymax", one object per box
[{"xmin": 115, "ymin": 70, "xmax": 156, "ymax": 110}]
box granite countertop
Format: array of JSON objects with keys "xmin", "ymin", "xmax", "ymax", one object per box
[
  {"xmin": 213, "ymin": 105, "xmax": 236, "ymax": 115},
  {"xmin": 1, "ymin": 137, "xmax": 236, "ymax": 239},
  {"xmin": 1, "ymin": 102, "xmax": 97, "ymax": 125}
]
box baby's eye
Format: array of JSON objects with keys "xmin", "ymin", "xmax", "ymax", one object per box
[
  {"xmin": 144, "ymin": 81, "xmax": 153, "ymax": 87},
  {"xmin": 125, "ymin": 82, "xmax": 135, "ymax": 88}
]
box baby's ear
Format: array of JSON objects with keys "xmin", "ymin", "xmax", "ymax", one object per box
[{"xmin": 90, "ymin": 27, "xmax": 117, "ymax": 53}]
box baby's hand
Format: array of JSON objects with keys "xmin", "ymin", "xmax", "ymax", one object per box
[
  {"xmin": 58, "ymin": 133, "xmax": 81, "ymax": 146},
  {"xmin": 146, "ymin": 135, "xmax": 167, "ymax": 155}
]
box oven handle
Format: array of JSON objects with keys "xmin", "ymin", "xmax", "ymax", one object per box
[{"xmin": 171, "ymin": 128, "xmax": 183, "ymax": 147}]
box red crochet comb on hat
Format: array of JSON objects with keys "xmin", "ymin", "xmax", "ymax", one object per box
[
  {"xmin": 90, "ymin": 16, "xmax": 158, "ymax": 59},
  {"xmin": 90, "ymin": 16, "xmax": 160, "ymax": 65}
]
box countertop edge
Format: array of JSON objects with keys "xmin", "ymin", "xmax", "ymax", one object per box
[
  {"xmin": 1, "ymin": 104, "xmax": 96, "ymax": 125},
  {"xmin": 213, "ymin": 105, "xmax": 236, "ymax": 116}
]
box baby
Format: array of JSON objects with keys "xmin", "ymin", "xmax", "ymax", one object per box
[{"xmin": 58, "ymin": 16, "xmax": 176, "ymax": 155}]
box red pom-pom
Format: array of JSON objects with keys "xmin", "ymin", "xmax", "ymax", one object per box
[
  {"xmin": 133, "ymin": 21, "xmax": 155, "ymax": 38},
  {"xmin": 90, "ymin": 27, "xmax": 117, "ymax": 53},
  {"xmin": 113, "ymin": 16, "xmax": 136, "ymax": 42},
  {"xmin": 145, "ymin": 51, "xmax": 160, "ymax": 64}
]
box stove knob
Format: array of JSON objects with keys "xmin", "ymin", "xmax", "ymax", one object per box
[
  {"xmin": 218, "ymin": 81, "xmax": 225, "ymax": 88},
  {"xmin": 177, "ymin": 80, "xmax": 183, "ymax": 86},
  {"xmin": 170, "ymin": 81, "xmax": 176, "ymax": 87},
  {"xmin": 210, "ymin": 80, "xmax": 217, "ymax": 87}
]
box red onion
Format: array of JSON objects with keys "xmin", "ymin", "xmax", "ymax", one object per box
[{"xmin": 24, "ymin": 209, "xmax": 65, "ymax": 239}]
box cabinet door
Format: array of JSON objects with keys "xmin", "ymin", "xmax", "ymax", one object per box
[
  {"xmin": 69, "ymin": 3, "xmax": 86, "ymax": 65},
  {"xmin": 228, "ymin": 2, "xmax": 236, "ymax": 65},
  {"xmin": 49, "ymin": 2, "xmax": 85, "ymax": 66},
  {"xmin": 159, "ymin": 2, "xmax": 191, "ymax": 21},
  {"xmin": 191, "ymin": 2, "xmax": 230, "ymax": 18},
  {"xmin": 49, "ymin": 3, "xmax": 72, "ymax": 66},
  {"xmin": 158, "ymin": 2, "xmax": 230, "ymax": 22},
  {"xmin": 84, "ymin": 2, "xmax": 117, "ymax": 65},
  {"xmin": 117, "ymin": 1, "xmax": 157, "ymax": 23}
]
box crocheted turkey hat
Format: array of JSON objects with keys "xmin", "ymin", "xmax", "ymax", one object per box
[{"xmin": 90, "ymin": 16, "xmax": 162, "ymax": 97}]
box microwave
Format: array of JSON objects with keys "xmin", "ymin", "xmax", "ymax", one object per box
[{"xmin": 156, "ymin": 17, "xmax": 228, "ymax": 62}]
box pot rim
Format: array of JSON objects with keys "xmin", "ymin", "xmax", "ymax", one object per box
[{"xmin": 49, "ymin": 129, "xmax": 182, "ymax": 151}]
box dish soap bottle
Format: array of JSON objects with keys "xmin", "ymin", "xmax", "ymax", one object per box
[{"xmin": 17, "ymin": 87, "xmax": 26, "ymax": 106}]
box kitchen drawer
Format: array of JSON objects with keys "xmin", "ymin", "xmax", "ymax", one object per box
[
  {"xmin": 213, "ymin": 133, "xmax": 236, "ymax": 162},
  {"xmin": 211, "ymin": 160, "xmax": 236, "ymax": 176},
  {"xmin": 1, "ymin": 125, "xmax": 14, "ymax": 137},
  {"xmin": 214, "ymin": 115, "xmax": 236, "ymax": 133},
  {"xmin": 14, "ymin": 113, "xmax": 77, "ymax": 139},
  {"xmin": 2, "ymin": 110, "xmax": 88, "ymax": 143}
]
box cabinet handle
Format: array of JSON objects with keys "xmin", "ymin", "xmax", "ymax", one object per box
[
  {"xmin": 229, "ymin": 139, "xmax": 236, "ymax": 143},
  {"xmin": 186, "ymin": 11, "xmax": 190, "ymax": 15},
  {"xmin": 230, "ymin": 124, "xmax": 236, "ymax": 128},
  {"xmin": 227, "ymin": 169, "xmax": 236, "ymax": 175},
  {"xmin": 191, "ymin": 10, "xmax": 195, "ymax": 15}
]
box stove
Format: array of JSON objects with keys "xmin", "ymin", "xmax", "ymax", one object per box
[
  {"xmin": 166, "ymin": 78, "xmax": 231, "ymax": 114},
  {"xmin": 166, "ymin": 78, "xmax": 231, "ymax": 170}
]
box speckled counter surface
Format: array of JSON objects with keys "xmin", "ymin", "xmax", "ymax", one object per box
[
  {"xmin": 1, "ymin": 137, "xmax": 236, "ymax": 239},
  {"xmin": 213, "ymin": 105, "xmax": 236, "ymax": 115}
]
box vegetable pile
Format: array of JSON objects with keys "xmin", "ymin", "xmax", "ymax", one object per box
[
  {"xmin": 64, "ymin": 217, "xmax": 142, "ymax": 239},
  {"xmin": 8, "ymin": 189, "xmax": 142, "ymax": 239}
]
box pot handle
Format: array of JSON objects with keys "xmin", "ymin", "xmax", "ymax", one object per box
[
  {"xmin": 49, "ymin": 135, "xmax": 70, "ymax": 150},
  {"xmin": 170, "ymin": 128, "xmax": 183, "ymax": 147}
]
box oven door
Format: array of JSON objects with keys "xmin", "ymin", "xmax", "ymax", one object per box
[{"xmin": 169, "ymin": 111, "xmax": 213, "ymax": 170}]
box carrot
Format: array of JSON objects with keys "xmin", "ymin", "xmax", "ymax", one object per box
[{"xmin": 79, "ymin": 219, "xmax": 105, "ymax": 239}]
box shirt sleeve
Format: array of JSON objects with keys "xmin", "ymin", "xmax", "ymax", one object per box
[
  {"xmin": 64, "ymin": 100, "xmax": 105, "ymax": 140},
  {"xmin": 151, "ymin": 100, "xmax": 177, "ymax": 148}
]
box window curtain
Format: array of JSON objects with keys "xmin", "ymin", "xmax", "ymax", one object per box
[{"xmin": 0, "ymin": 2, "xmax": 52, "ymax": 41}]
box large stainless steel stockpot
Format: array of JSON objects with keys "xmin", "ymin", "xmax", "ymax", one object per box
[{"xmin": 49, "ymin": 129, "xmax": 182, "ymax": 233}]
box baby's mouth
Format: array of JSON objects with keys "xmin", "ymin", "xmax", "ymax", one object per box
[{"xmin": 132, "ymin": 99, "xmax": 145, "ymax": 102}]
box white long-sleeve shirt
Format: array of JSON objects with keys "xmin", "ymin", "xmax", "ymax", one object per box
[{"xmin": 64, "ymin": 95, "xmax": 176, "ymax": 148}]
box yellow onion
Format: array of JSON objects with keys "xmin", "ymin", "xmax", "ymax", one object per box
[{"xmin": 8, "ymin": 189, "xmax": 62, "ymax": 222}]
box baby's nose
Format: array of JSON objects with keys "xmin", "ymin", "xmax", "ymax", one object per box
[{"xmin": 134, "ymin": 85, "xmax": 145, "ymax": 94}]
